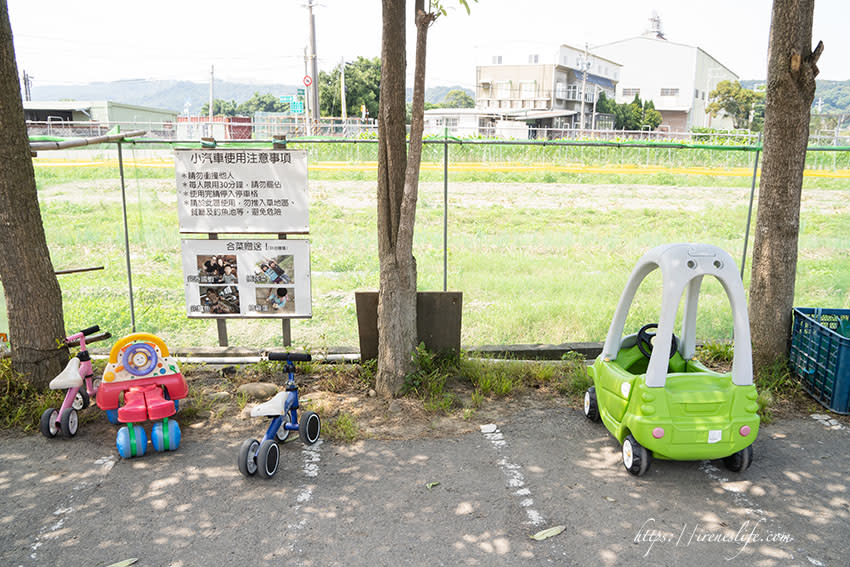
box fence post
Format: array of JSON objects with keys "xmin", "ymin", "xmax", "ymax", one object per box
[
  {"xmin": 443, "ymin": 128, "xmax": 449, "ymax": 292},
  {"xmin": 117, "ymin": 140, "xmax": 137, "ymax": 332},
  {"xmin": 740, "ymin": 132, "xmax": 762, "ymax": 281}
]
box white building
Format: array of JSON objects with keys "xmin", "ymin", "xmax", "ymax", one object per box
[
  {"xmin": 474, "ymin": 42, "xmax": 621, "ymax": 135},
  {"xmin": 593, "ymin": 35, "xmax": 738, "ymax": 131}
]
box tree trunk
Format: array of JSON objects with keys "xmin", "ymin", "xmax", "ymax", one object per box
[
  {"xmin": 375, "ymin": 0, "xmax": 433, "ymax": 397},
  {"xmin": 0, "ymin": 0, "xmax": 68, "ymax": 387},
  {"xmin": 749, "ymin": 0, "xmax": 820, "ymax": 370}
]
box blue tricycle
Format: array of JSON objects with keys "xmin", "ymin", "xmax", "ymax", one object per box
[{"xmin": 237, "ymin": 352, "xmax": 321, "ymax": 479}]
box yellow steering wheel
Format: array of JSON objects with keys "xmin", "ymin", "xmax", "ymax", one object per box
[{"xmin": 104, "ymin": 333, "xmax": 171, "ymax": 382}]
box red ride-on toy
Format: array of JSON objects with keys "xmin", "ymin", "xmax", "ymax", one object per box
[{"xmin": 96, "ymin": 333, "xmax": 188, "ymax": 458}]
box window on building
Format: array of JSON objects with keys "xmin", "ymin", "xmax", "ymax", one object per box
[
  {"xmin": 435, "ymin": 118, "xmax": 444, "ymax": 127},
  {"xmin": 695, "ymin": 89, "xmax": 699, "ymax": 98},
  {"xmin": 566, "ymin": 84, "xmax": 579, "ymax": 100},
  {"xmin": 555, "ymin": 81, "xmax": 567, "ymax": 99},
  {"xmin": 495, "ymin": 80, "xmax": 511, "ymax": 99},
  {"xmin": 622, "ymin": 88, "xmax": 640, "ymax": 98},
  {"xmin": 492, "ymin": 55, "xmax": 502, "ymax": 64},
  {"xmin": 660, "ymin": 88, "xmax": 680, "ymax": 96},
  {"xmin": 702, "ymin": 91, "xmax": 705, "ymax": 100},
  {"xmin": 520, "ymin": 81, "xmax": 535, "ymax": 99},
  {"xmin": 445, "ymin": 118, "xmax": 459, "ymax": 128},
  {"xmin": 528, "ymin": 54, "xmax": 539, "ymax": 64}
]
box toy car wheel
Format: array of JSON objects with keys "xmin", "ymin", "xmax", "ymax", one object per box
[
  {"xmin": 60, "ymin": 408, "xmax": 79, "ymax": 437},
  {"xmin": 276, "ymin": 420, "xmax": 292, "ymax": 442},
  {"xmin": 116, "ymin": 424, "xmax": 148, "ymax": 458},
  {"xmin": 299, "ymin": 411, "xmax": 321, "ymax": 445},
  {"xmin": 238, "ymin": 439, "xmax": 260, "ymax": 477},
  {"xmin": 584, "ymin": 387, "xmax": 600, "ymax": 422},
  {"xmin": 40, "ymin": 408, "xmax": 59, "ymax": 438},
  {"xmin": 151, "ymin": 419, "xmax": 182, "ymax": 452},
  {"xmin": 72, "ymin": 388, "xmax": 90, "ymax": 411},
  {"xmin": 106, "ymin": 409, "xmax": 119, "ymax": 425},
  {"xmin": 723, "ymin": 445, "xmax": 753, "ymax": 472},
  {"xmin": 257, "ymin": 439, "xmax": 280, "ymax": 479},
  {"xmin": 622, "ymin": 434, "xmax": 651, "ymax": 476}
]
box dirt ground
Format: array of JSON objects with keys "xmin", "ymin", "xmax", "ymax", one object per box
[{"xmin": 70, "ymin": 360, "xmax": 846, "ymax": 445}]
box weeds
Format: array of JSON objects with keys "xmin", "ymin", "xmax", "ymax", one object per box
[
  {"xmin": 322, "ymin": 412, "xmax": 361, "ymax": 443},
  {"xmin": 755, "ymin": 359, "xmax": 802, "ymax": 424},
  {"xmin": 0, "ymin": 360, "xmax": 63, "ymax": 430},
  {"xmin": 697, "ymin": 341, "xmax": 735, "ymax": 368}
]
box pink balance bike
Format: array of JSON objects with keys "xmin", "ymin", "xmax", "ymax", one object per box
[{"xmin": 41, "ymin": 325, "xmax": 102, "ymax": 438}]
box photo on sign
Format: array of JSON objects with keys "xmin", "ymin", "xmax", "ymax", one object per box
[
  {"xmin": 196, "ymin": 254, "xmax": 238, "ymax": 284},
  {"xmin": 254, "ymin": 286, "xmax": 296, "ymax": 314},
  {"xmin": 250, "ymin": 254, "xmax": 294, "ymax": 285},
  {"xmin": 199, "ymin": 285, "xmax": 240, "ymax": 315}
]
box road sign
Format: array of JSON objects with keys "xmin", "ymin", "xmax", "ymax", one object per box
[
  {"xmin": 291, "ymin": 101, "xmax": 304, "ymax": 114},
  {"xmin": 279, "ymin": 95, "xmax": 295, "ymax": 103},
  {"xmin": 296, "ymin": 88, "xmax": 305, "ymax": 96},
  {"xmin": 303, "ymin": 75, "xmax": 313, "ymax": 87}
]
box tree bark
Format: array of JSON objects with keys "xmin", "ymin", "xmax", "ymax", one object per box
[
  {"xmin": 0, "ymin": 0, "xmax": 68, "ymax": 387},
  {"xmin": 375, "ymin": 0, "xmax": 433, "ymax": 397},
  {"xmin": 749, "ymin": 0, "xmax": 820, "ymax": 370}
]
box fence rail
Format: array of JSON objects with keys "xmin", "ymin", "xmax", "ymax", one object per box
[{"xmin": 27, "ymin": 119, "xmax": 850, "ymax": 147}]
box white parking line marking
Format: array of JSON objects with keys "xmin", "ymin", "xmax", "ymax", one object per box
[{"xmin": 481, "ymin": 424, "xmax": 544, "ymax": 526}]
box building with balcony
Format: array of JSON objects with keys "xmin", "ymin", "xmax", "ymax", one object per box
[
  {"xmin": 474, "ymin": 43, "xmax": 621, "ymax": 134},
  {"xmin": 593, "ymin": 35, "xmax": 737, "ymax": 131}
]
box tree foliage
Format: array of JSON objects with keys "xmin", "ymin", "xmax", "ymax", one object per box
[
  {"xmin": 201, "ymin": 92, "xmax": 289, "ymax": 116},
  {"xmin": 319, "ymin": 56, "xmax": 381, "ymax": 118},
  {"xmin": 707, "ymin": 80, "xmax": 765, "ymax": 130},
  {"xmin": 596, "ymin": 92, "xmax": 662, "ymax": 130},
  {"xmin": 442, "ymin": 88, "xmax": 474, "ymax": 108}
]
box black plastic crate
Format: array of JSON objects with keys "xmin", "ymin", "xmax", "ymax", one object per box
[{"xmin": 789, "ymin": 308, "xmax": 850, "ymax": 414}]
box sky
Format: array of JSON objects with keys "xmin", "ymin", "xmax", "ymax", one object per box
[{"xmin": 7, "ymin": 0, "xmax": 850, "ymax": 90}]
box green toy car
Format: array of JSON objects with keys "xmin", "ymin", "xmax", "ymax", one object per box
[{"xmin": 584, "ymin": 244, "xmax": 759, "ymax": 476}]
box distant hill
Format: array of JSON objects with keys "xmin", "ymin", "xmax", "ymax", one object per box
[
  {"xmin": 741, "ymin": 78, "xmax": 850, "ymax": 114},
  {"xmin": 31, "ymin": 80, "xmax": 475, "ymax": 114}
]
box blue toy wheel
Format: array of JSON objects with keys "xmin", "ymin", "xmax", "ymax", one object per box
[
  {"xmin": 151, "ymin": 419, "xmax": 181, "ymax": 452},
  {"xmin": 122, "ymin": 342, "xmax": 158, "ymax": 376},
  {"xmin": 116, "ymin": 424, "xmax": 148, "ymax": 458},
  {"xmin": 106, "ymin": 409, "xmax": 119, "ymax": 425}
]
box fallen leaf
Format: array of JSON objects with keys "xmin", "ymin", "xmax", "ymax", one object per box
[
  {"xmin": 426, "ymin": 482, "xmax": 440, "ymax": 490},
  {"xmin": 530, "ymin": 525, "xmax": 566, "ymax": 540},
  {"xmin": 603, "ymin": 496, "xmax": 616, "ymax": 502},
  {"xmin": 105, "ymin": 560, "xmax": 139, "ymax": 567}
]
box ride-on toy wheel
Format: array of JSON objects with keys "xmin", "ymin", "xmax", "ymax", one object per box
[
  {"xmin": 106, "ymin": 409, "xmax": 119, "ymax": 425},
  {"xmin": 257, "ymin": 439, "xmax": 280, "ymax": 479},
  {"xmin": 623, "ymin": 435, "xmax": 651, "ymax": 476},
  {"xmin": 637, "ymin": 323, "xmax": 679, "ymax": 360},
  {"xmin": 723, "ymin": 445, "xmax": 753, "ymax": 472},
  {"xmin": 584, "ymin": 387, "xmax": 600, "ymax": 422},
  {"xmin": 116, "ymin": 424, "xmax": 148, "ymax": 458},
  {"xmin": 299, "ymin": 411, "xmax": 321, "ymax": 445},
  {"xmin": 72, "ymin": 389, "xmax": 90, "ymax": 410},
  {"xmin": 276, "ymin": 420, "xmax": 293, "ymax": 442},
  {"xmin": 60, "ymin": 408, "xmax": 78, "ymax": 437},
  {"xmin": 40, "ymin": 408, "xmax": 59, "ymax": 438},
  {"xmin": 151, "ymin": 419, "xmax": 181, "ymax": 452},
  {"xmin": 238, "ymin": 439, "xmax": 260, "ymax": 477}
]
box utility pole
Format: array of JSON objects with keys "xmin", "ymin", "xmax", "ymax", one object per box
[
  {"xmin": 306, "ymin": 0, "xmax": 320, "ymax": 126},
  {"xmin": 579, "ymin": 43, "xmax": 589, "ymax": 130},
  {"xmin": 340, "ymin": 56, "xmax": 347, "ymax": 121},
  {"xmin": 591, "ymin": 84, "xmax": 599, "ymax": 131},
  {"xmin": 209, "ymin": 65, "xmax": 214, "ymax": 137},
  {"xmin": 22, "ymin": 69, "xmax": 32, "ymax": 101},
  {"xmin": 304, "ymin": 47, "xmax": 312, "ymax": 134}
]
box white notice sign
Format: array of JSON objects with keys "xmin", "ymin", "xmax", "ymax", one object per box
[
  {"xmin": 175, "ymin": 148, "xmax": 308, "ymax": 233},
  {"xmin": 181, "ymin": 239, "xmax": 311, "ymax": 318}
]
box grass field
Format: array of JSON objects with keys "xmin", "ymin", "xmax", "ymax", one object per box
[{"xmin": 27, "ymin": 151, "xmax": 850, "ymax": 352}]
